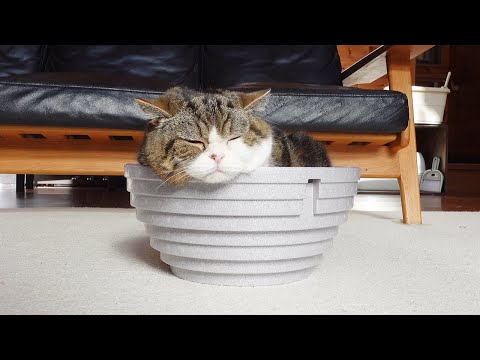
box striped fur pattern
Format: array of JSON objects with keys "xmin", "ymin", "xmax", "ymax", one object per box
[{"xmin": 136, "ymin": 87, "xmax": 330, "ymax": 185}]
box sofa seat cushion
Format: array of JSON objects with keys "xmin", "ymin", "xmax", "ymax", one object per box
[
  {"xmin": 235, "ymin": 83, "xmax": 409, "ymax": 133},
  {"xmin": 0, "ymin": 74, "xmax": 408, "ymax": 133},
  {"xmin": 0, "ymin": 73, "xmax": 171, "ymax": 130}
]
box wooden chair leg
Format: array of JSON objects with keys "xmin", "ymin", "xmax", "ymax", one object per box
[
  {"xmin": 397, "ymin": 144, "xmax": 422, "ymax": 224},
  {"xmin": 387, "ymin": 46, "xmax": 422, "ymax": 224}
]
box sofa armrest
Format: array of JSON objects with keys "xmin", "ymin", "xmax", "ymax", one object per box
[
  {"xmin": 341, "ymin": 45, "xmax": 435, "ymax": 150},
  {"xmin": 341, "ymin": 45, "xmax": 434, "ymax": 86}
]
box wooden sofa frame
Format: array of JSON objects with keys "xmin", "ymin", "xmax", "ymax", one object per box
[{"xmin": 0, "ymin": 45, "xmax": 433, "ymax": 224}]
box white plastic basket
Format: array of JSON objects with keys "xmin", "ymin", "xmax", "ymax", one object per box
[
  {"xmin": 385, "ymin": 85, "xmax": 450, "ymax": 125},
  {"xmin": 411, "ymin": 85, "xmax": 450, "ymax": 125}
]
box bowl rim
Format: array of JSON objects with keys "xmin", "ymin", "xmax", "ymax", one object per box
[{"xmin": 124, "ymin": 164, "xmax": 361, "ymax": 184}]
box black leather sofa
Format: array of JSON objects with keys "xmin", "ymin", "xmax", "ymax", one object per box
[
  {"xmin": 0, "ymin": 45, "xmax": 423, "ymax": 223},
  {"xmin": 0, "ymin": 45, "xmax": 407, "ymax": 132}
]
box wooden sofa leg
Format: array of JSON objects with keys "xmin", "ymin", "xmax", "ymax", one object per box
[
  {"xmin": 397, "ymin": 145, "xmax": 422, "ymax": 224},
  {"xmin": 387, "ymin": 46, "xmax": 423, "ymax": 224}
]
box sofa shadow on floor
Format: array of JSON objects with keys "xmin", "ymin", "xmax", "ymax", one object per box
[
  {"xmin": 350, "ymin": 210, "xmax": 404, "ymax": 222},
  {"xmin": 115, "ymin": 235, "xmax": 172, "ymax": 275}
]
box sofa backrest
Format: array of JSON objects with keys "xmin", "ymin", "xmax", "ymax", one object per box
[
  {"xmin": 202, "ymin": 45, "xmax": 342, "ymax": 88},
  {"xmin": 43, "ymin": 45, "xmax": 200, "ymax": 88},
  {"xmin": 0, "ymin": 45, "xmax": 45, "ymax": 77},
  {"xmin": 0, "ymin": 45, "xmax": 342, "ymax": 88}
]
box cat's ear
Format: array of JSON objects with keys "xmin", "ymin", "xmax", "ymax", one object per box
[
  {"xmin": 239, "ymin": 89, "xmax": 271, "ymax": 110},
  {"xmin": 134, "ymin": 97, "xmax": 172, "ymax": 119}
]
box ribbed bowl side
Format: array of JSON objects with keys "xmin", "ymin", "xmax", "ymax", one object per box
[{"xmin": 125, "ymin": 164, "xmax": 359, "ymax": 286}]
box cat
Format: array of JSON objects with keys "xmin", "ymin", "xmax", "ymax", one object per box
[{"xmin": 135, "ymin": 86, "xmax": 330, "ymax": 185}]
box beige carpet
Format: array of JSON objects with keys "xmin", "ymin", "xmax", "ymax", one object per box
[{"xmin": 0, "ymin": 208, "xmax": 479, "ymax": 314}]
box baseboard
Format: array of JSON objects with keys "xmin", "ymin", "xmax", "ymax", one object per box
[{"xmin": 447, "ymin": 163, "xmax": 480, "ymax": 195}]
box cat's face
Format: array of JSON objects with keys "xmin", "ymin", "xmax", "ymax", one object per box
[{"xmin": 136, "ymin": 87, "xmax": 272, "ymax": 184}]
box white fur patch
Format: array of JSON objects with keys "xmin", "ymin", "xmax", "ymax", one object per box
[
  {"xmin": 208, "ymin": 127, "xmax": 223, "ymax": 144},
  {"xmin": 186, "ymin": 127, "xmax": 272, "ymax": 183}
]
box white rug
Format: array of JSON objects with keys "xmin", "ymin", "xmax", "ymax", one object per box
[{"xmin": 0, "ymin": 208, "xmax": 479, "ymax": 314}]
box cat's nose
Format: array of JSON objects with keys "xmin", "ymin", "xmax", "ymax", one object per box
[{"xmin": 209, "ymin": 153, "xmax": 224, "ymax": 164}]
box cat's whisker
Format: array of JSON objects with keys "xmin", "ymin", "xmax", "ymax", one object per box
[
  {"xmin": 162, "ymin": 175, "xmax": 188, "ymax": 186},
  {"xmin": 156, "ymin": 169, "xmax": 189, "ymax": 189},
  {"xmin": 158, "ymin": 174, "xmax": 187, "ymax": 188},
  {"xmin": 155, "ymin": 167, "xmax": 185, "ymax": 178},
  {"xmin": 174, "ymin": 158, "xmax": 193, "ymax": 166},
  {"xmin": 172, "ymin": 174, "xmax": 190, "ymax": 184}
]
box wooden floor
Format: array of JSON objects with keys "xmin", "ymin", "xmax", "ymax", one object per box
[
  {"xmin": 356, "ymin": 192, "xmax": 480, "ymax": 212},
  {"xmin": 0, "ymin": 187, "xmax": 131, "ymax": 209},
  {"xmin": 1, "ymin": 186, "xmax": 480, "ymax": 211}
]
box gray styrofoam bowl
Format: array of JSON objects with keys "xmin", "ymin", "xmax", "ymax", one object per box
[{"xmin": 125, "ymin": 164, "xmax": 360, "ymax": 286}]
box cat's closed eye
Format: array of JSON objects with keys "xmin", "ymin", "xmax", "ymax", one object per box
[
  {"xmin": 183, "ymin": 139, "xmax": 206, "ymax": 150},
  {"xmin": 228, "ymin": 136, "xmax": 241, "ymax": 143}
]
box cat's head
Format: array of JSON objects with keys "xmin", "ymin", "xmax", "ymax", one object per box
[{"xmin": 135, "ymin": 86, "xmax": 272, "ymax": 184}]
